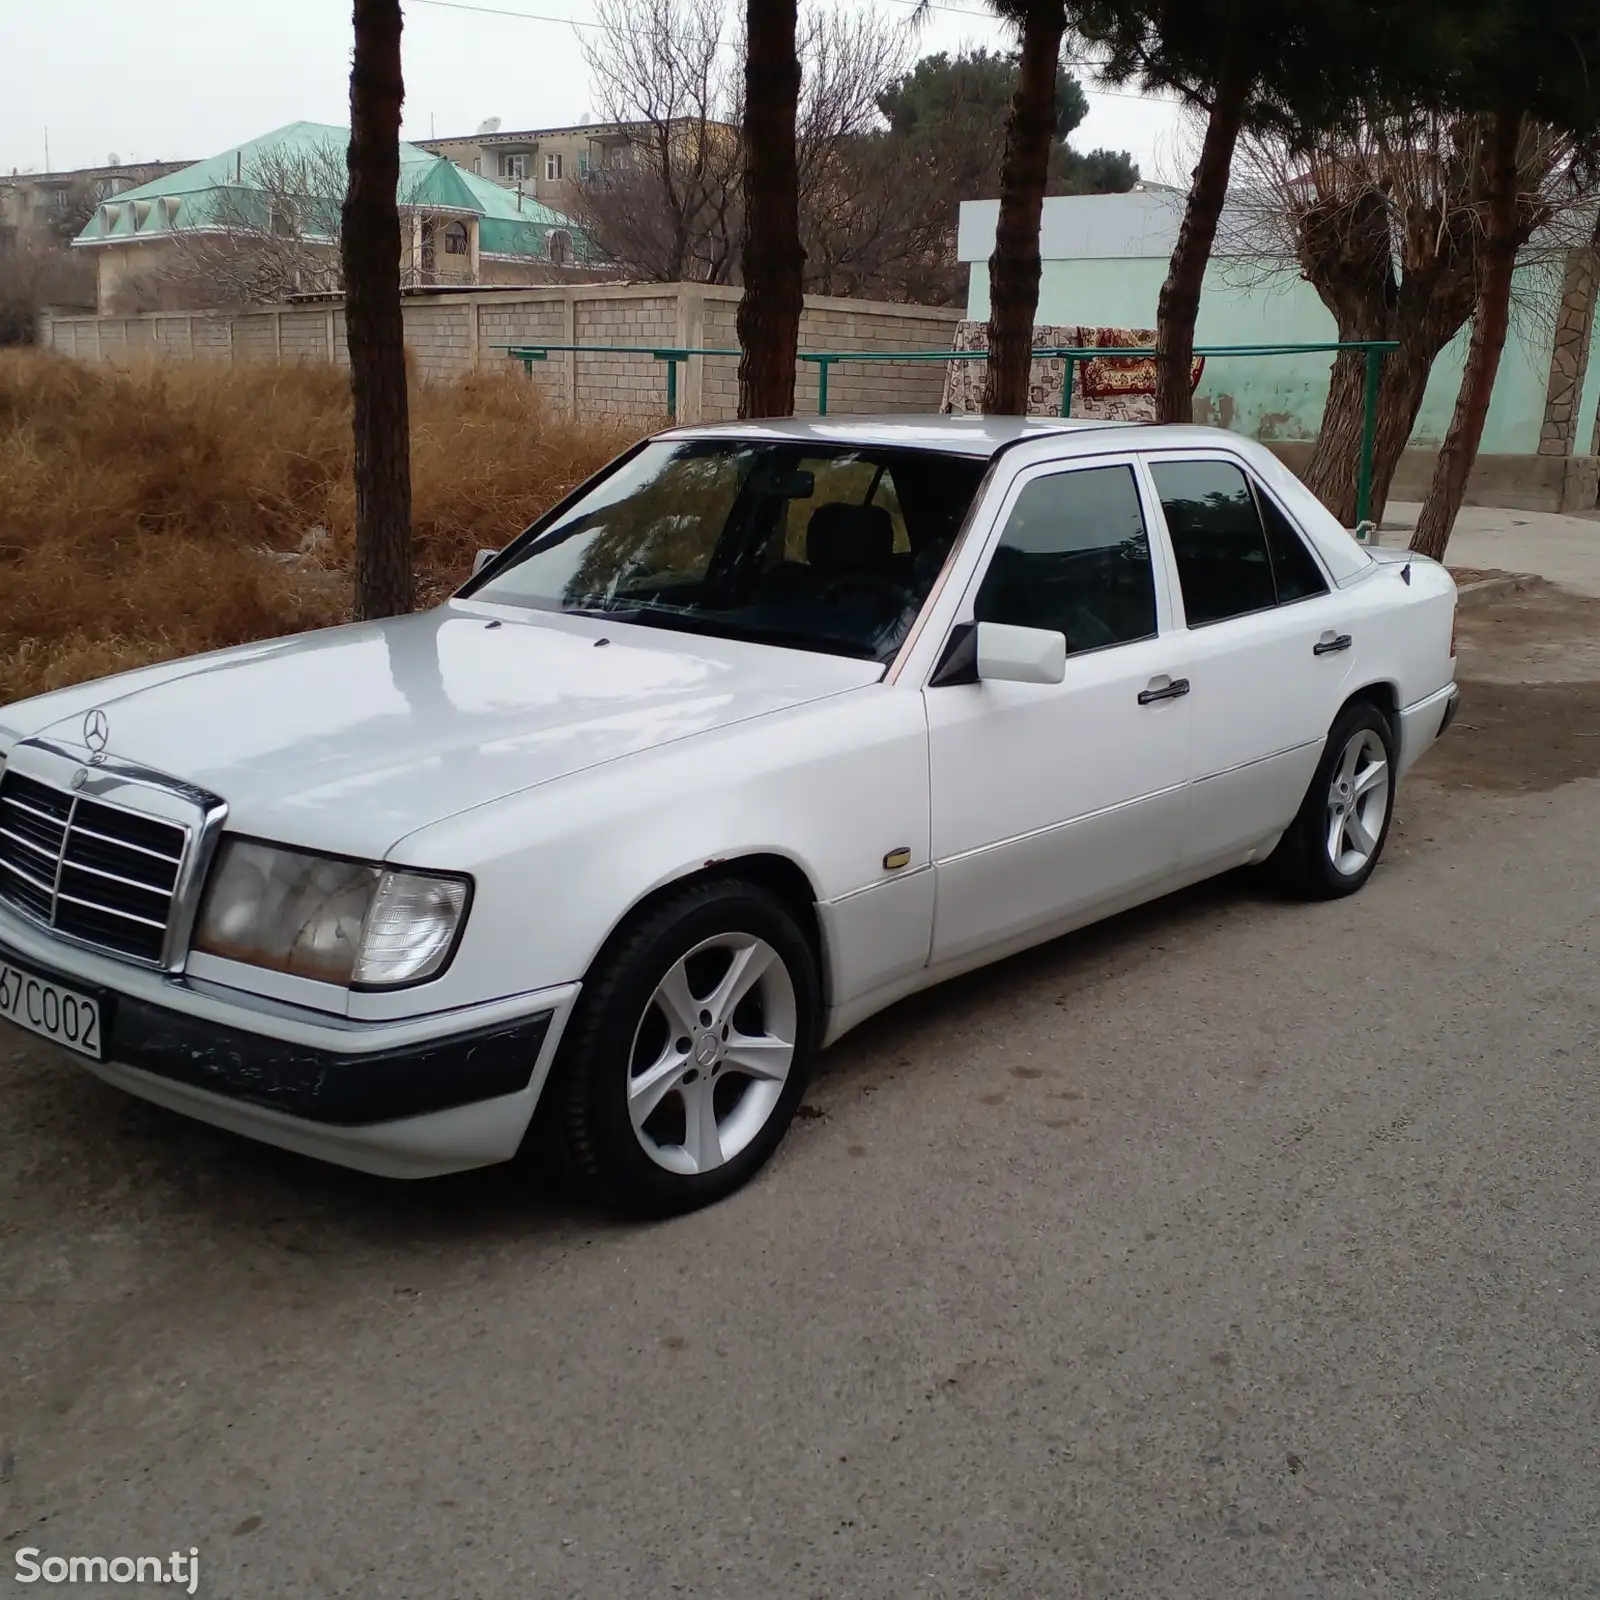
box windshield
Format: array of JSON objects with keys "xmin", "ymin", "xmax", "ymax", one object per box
[{"xmin": 466, "ymin": 439, "xmax": 990, "ymax": 662}]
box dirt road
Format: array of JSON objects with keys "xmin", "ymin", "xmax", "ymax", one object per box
[{"xmin": 3, "ymin": 584, "xmax": 1598, "ymax": 1598}]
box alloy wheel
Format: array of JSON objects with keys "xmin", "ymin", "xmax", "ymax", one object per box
[
  {"xmin": 626, "ymin": 933, "xmax": 797, "ymax": 1176},
  {"xmin": 1326, "ymin": 727, "xmax": 1389, "ymax": 876}
]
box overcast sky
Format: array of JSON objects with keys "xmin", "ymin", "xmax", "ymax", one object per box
[{"xmin": 1, "ymin": 0, "xmax": 1187, "ymax": 184}]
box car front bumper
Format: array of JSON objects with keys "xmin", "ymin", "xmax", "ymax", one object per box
[{"xmin": 0, "ymin": 916, "xmax": 579, "ymax": 1179}]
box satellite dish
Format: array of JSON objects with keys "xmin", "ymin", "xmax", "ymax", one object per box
[
  {"xmin": 476, "ymin": 116, "xmax": 502, "ymax": 135},
  {"xmin": 108, "ymin": 151, "xmax": 121, "ymax": 166}
]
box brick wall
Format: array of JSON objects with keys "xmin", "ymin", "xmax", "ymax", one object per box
[
  {"xmin": 279, "ymin": 311, "xmax": 331, "ymax": 364},
  {"xmin": 38, "ymin": 286, "xmax": 966, "ymax": 424},
  {"xmin": 575, "ymin": 293, "xmax": 679, "ymax": 418},
  {"xmin": 235, "ymin": 312, "xmax": 279, "ymax": 364},
  {"xmin": 403, "ymin": 302, "xmax": 475, "ymax": 381}
]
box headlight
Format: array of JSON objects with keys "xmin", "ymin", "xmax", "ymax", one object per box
[{"xmin": 194, "ymin": 840, "xmax": 470, "ymax": 989}]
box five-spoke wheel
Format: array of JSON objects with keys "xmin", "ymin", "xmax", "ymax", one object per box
[
  {"xmin": 1325, "ymin": 725, "xmax": 1390, "ymax": 877},
  {"xmin": 627, "ymin": 933, "xmax": 798, "ymax": 1176},
  {"xmin": 1270, "ymin": 699, "xmax": 1397, "ymax": 899},
  {"xmin": 547, "ymin": 878, "xmax": 819, "ymax": 1216}
]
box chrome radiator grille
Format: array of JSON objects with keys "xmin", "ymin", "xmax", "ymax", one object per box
[{"xmin": 0, "ymin": 768, "xmax": 189, "ymax": 964}]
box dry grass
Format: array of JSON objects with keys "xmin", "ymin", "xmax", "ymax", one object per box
[{"xmin": 0, "ymin": 350, "xmax": 643, "ymax": 704}]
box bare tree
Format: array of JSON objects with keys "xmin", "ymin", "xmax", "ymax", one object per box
[
  {"xmin": 575, "ymin": 0, "xmax": 1134, "ymax": 308},
  {"xmin": 343, "ymin": 0, "xmax": 414, "ymax": 620},
  {"xmin": 791, "ymin": 7, "xmax": 911, "ymax": 292},
  {"xmin": 157, "ymin": 142, "xmax": 349, "ymax": 307},
  {"xmin": 574, "ymin": 0, "xmax": 911, "ymax": 297},
  {"xmin": 137, "ymin": 141, "xmax": 438, "ymax": 310},
  {"xmin": 572, "ymin": 0, "xmax": 742, "ymax": 284},
  {"xmin": 1229, "ymin": 114, "xmax": 1579, "ymax": 527},
  {"xmin": 1411, "ymin": 116, "xmax": 1579, "ymax": 559},
  {"xmin": 0, "ymin": 235, "xmax": 97, "ymax": 342}
]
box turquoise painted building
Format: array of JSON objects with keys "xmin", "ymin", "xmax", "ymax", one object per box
[
  {"xmin": 74, "ymin": 122, "xmax": 596, "ymax": 313},
  {"xmin": 958, "ymin": 191, "xmax": 1600, "ymax": 471}
]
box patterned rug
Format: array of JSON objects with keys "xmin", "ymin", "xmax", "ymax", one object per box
[
  {"xmin": 939, "ymin": 322, "xmax": 1205, "ymax": 420},
  {"xmin": 1077, "ymin": 325, "xmax": 1206, "ymax": 402}
]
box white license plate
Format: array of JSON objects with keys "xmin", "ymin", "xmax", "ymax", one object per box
[{"xmin": 0, "ymin": 958, "xmax": 103, "ymax": 1060}]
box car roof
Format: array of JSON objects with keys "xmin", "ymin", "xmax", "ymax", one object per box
[
  {"xmin": 654, "ymin": 414, "xmax": 1375, "ymax": 584},
  {"xmin": 657, "ymin": 413, "xmax": 1124, "ymax": 458},
  {"xmin": 657, "ymin": 414, "xmax": 1282, "ymax": 462}
]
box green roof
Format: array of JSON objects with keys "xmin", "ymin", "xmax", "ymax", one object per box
[{"xmin": 74, "ymin": 120, "xmax": 587, "ymax": 260}]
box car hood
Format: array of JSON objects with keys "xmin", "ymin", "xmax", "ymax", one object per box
[{"xmin": 4, "ymin": 605, "xmax": 882, "ymax": 858}]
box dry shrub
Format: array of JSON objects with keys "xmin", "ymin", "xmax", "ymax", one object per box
[{"xmin": 0, "ymin": 350, "xmax": 642, "ymax": 704}]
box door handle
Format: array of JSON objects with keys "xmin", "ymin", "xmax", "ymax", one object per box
[
  {"xmin": 1138, "ymin": 677, "xmax": 1191, "ymax": 706},
  {"xmin": 1314, "ymin": 633, "xmax": 1353, "ymax": 656}
]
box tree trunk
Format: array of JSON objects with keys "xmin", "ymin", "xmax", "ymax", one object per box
[
  {"xmin": 736, "ymin": 0, "xmax": 803, "ymax": 419},
  {"xmin": 342, "ymin": 0, "xmax": 413, "ymax": 620},
  {"xmin": 1154, "ymin": 60, "xmax": 1249, "ymax": 424},
  {"xmin": 981, "ymin": 2, "xmax": 1064, "ymax": 415},
  {"xmin": 1305, "ymin": 340, "xmax": 1435, "ymax": 527},
  {"xmin": 1411, "ymin": 109, "xmax": 1523, "ymax": 561}
]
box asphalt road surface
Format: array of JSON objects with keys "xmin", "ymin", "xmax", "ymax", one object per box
[{"xmin": 4, "ymin": 584, "xmax": 1599, "ymax": 1599}]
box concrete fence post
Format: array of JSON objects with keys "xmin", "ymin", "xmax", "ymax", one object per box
[
  {"xmin": 680, "ymin": 284, "xmax": 707, "ymax": 424},
  {"xmin": 563, "ymin": 288, "xmax": 578, "ymax": 415}
]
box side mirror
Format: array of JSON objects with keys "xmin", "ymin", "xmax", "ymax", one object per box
[
  {"xmin": 975, "ymin": 621, "xmax": 1066, "ymax": 686},
  {"xmin": 471, "ymin": 548, "xmax": 500, "ymax": 577}
]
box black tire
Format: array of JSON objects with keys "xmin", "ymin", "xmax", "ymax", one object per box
[
  {"xmin": 1268, "ymin": 699, "xmax": 1397, "ymax": 900},
  {"xmin": 546, "ymin": 877, "xmax": 821, "ymax": 1217}
]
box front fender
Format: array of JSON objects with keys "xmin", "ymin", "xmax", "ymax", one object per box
[{"xmin": 365, "ymin": 685, "xmax": 932, "ymax": 1018}]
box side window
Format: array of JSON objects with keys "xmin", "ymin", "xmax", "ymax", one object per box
[
  {"xmin": 973, "ymin": 464, "xmax": 1156, "ymax": 655},
  {"xmin": 1258, "ymin": 489, "xmax": 1329, "ymax": 602},
  {"xmin": 1149, "ymin": 459, "xmax": 1277, "ymax": 626}
]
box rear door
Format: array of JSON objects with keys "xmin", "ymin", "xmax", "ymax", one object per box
[{"xmin": 1140, "ymin": 453, "xmax": 1357, "ymax": 869}]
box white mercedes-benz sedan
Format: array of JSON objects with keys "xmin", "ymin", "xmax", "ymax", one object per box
[{"xmin": 0, "ymin": 417, "xmax": 1458, "ymax": 1213}]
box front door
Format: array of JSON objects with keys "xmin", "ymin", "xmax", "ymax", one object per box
[
  {"xmin": 925, "ymin": 458, "xmax": 1192, "ymax": 967},
  {"xmin": 1141, "ymin": 454, "xmax": 1358, "ymax": 868}
]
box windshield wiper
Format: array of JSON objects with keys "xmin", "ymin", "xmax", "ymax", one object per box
[{"xmin": 567, "ymin": 600, "xmax": 880, "ymax": 661}]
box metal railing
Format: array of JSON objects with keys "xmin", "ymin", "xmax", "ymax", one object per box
[{"xmin": 497, "ymin": 338, "xmax": 1400, "ymax": 528}]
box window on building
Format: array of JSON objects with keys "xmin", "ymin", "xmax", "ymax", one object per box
[
  {"xmin": 545, "ymin": 152, "xmax": 564, "ymax": 181},
  {"xmin": 472, "ymin": 156, "xmax": 483, "ymax": 175},
  {"xmin": 548, "ymin": 229, "xmax": 573, "ymax": 266},
  {"xmin": 974, "ymin": 465, "xmax": 1157, "ymax": 655},
  {"xmin": 443, "ymin": 221, "xmax": 470, "ymax": 256},
  {"xmin": 577, "ymin": 150, "xmax": 590, "ymax": 177},
  {"xmin": 500, "ymin": 153, "xmax": 527, "ymax": 180}
]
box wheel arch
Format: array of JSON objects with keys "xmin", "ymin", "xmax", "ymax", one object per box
[
  {"xmin": 1340, "ymin": 679, "xmax": 1399, "ymax": 730},
  {"xmin": 587, "ymin": 851, "xmax": 829, "ymax": 1014}
]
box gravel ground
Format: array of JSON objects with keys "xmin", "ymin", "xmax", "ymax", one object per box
[{"xmin": 3, "ymin": 586, "xmax": 1598, "ymax": 1599}]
